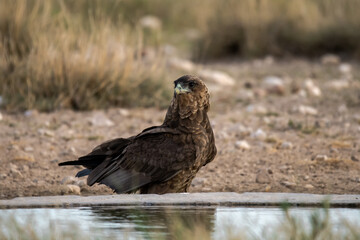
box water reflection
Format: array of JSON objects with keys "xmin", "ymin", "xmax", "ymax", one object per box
[{"xmin": 87, "ymin": 206, "xmax": 216, "ymax": 239}]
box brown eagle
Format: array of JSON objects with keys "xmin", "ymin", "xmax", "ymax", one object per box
[{"xmin": 59, "ymin": 75, "xmax": 217, "ymax": 194}]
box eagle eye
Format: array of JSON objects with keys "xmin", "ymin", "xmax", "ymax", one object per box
[{"xmin": 188, "ymin": 81, "xmax": 196, "ymax": 88}]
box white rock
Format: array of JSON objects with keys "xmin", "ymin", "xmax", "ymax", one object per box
[
  {"xmin": 0, "ymin": 112, "xmax": 2, "ymax": 121},
  {"xmin": 24, "ymin": 146, "xmax": 34, "ymax": 152},
  {"xmin": 246, "ymin": 104, "xmax": 267, "ymax": 114},
  {"xmin": 139, "ymin": 15, "xmax": 162, "ymax": 30},
  {"xmin": 61, "ymin": 176, "xmax": 77, "ymax": 185},
  {"xmin": 88, "ymin": 112, "xmax": 114, "ymax": 127},
  {"xmin": 304, "ymin": 79, "xmax": 322, "ymax": 97},
  {"xmin": 198, "ymin": 69, "xmax": 235, "ymax": 86},
  {"xmin": 237, "ymin": 89, "xmax": 254, "ymax": 101},
  {"xmin": 298, "ymin": 105, "xmax": 318, "ymax": 115},
  {"xmin": 263, "ymin": 76, "xmax": 285, "ymax": 95},
  {"xmin": 168, "ymin": 58, "xmax": 195, "ymax": 72},
  {"xmin": 339, "ymin": 63, "xmax": 352, "ymax": 74},
  {"xmin": 321, "ymin": 54, "xmax": 340, "ymax": 65},
  {"xmin": 66, "ymin": 184, "xmax": 81, "ymax": 195},
  {"xmin": 118, "ymin": 108, "xmax": 130, "ymax": 117},
  {"xmin": 251, "ymin": 129, "xmax": 267, "ymax": 141},
  {"xmin": 280, "ymin": 141, "xmax": 293, "ymax": 149},
  {"xmin": 38, "ymin": 128, "xmax": 55, "ymax": 137},
  {"xmin": 235, "ymin": 140, "xmax": 251, "ymax": 150},
  {"xmin": 338, "ymin": 104, "xmax": 347, "ymax": 113},
  {"xmin": 305, "ymin": 184, "xmax": 314, "ymax": 189},
  {"xmin": 327, "ymin": 80, "xmax": 349, "ymax": 90},
  {"xmin": 314, "ymin": 154, "xmax": 328, "ymax": 161},
  {"xmin": 281, "ymin": 181, "xmax": 296, "ymax": 188}
]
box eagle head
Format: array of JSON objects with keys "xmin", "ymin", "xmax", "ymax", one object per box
[{"xmin": 172, "ymin": 75, "xmax": 210, "ymax": 118}]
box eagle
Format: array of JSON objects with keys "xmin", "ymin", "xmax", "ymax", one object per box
[{"xmin": 59, "ymin": 75, "xmax": 217, "ymax": 194}]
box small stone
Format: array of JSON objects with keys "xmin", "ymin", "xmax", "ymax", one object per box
[
  {"xmin": 38, "ymin": 128, "xmax": 55, "ymax": 137},
  {"xmin": 265, "ymin": 185, "xmax": 272, "ymax": 192},
  {"xmin": 304, "ymin": 79, "xmax": 322, "ymax": 97},
  {"xmin": 263, "ymin": 76, "xmax": 285, "ymax": 95},
  {"xmin": 66, "ymin": 184, "xmax": 81, "ymax": 195},
  {"xmin": 0, "ymin": 173, "xmax": 6, "ymax": 179},
  {"xmin": 339, "ymin": 63, "xmax": 352, "ymax": 74},
  {"xmin": 0, "ymin": 112, "xmax": 3, "ymax": 121},
  {"xmin": 118, "ymin": 108, "xmax": 130, "ymax": 117},
  {"xmin": 61, "ymin": 176, "xmax": 77, "ymax": 185},
  {"xmin": 256, "ymin": 169, "xmax": 271, "ymax": 184},
  {"xmin": 321, "ymin": 54, "xmax": 340, "ymax": 65},
  {"xmin": 314, "ymin": 154, "xmax": 328, "ymax": 161},
  {"xmin": 139, "ymin": 15, "xmax": 162, "ymax": 30},
  {"xmin": 237, "ymin": 89, "xmax": 254, "ymax": 101},
  {"xmin": 305, "ymin": 184, "xmax": 314, "ymax": 189},
  {"xmin": 198, "ymin": 69, "xmax": 235, "ymax": 86},
  {"xmin": 235, "ymin": 140, "xmax": 251, "ymax": 150},
  {"xmin": 10, "ymin": 164, "xmax": 23, "ymax": 178},
  {"xmin": 75, "ymin": 180, "xmax": 86, "ymax": 188},
  {"xmin": 327, "ymin": 80, "xmax": 349, "ymax": 90},
  {"xmin": 351, "ymin": 156, "xmax": 359, "ymax": 162},
  {"xmin": 246, "ymin": 104, "xmax": 267, "ymax": 115},
  {"xmin": 10, "ymin": 150, "xmax": 35, "ymax": 162},
  {"xmin": 168, "ymin": 57, "xmax": 195, "ymax": 72},
  {"xmin": 280, "ymin": 141, "xmax": 293, "ymax": 149},
  {"xmin": 24, "ymin": 110, "xmax": 39, "ymax": 117},
  {"xmin": 87, "ymin": 112, "xmax": 114, "ymax": 127},
  {"xmin": 251, "ymin": 129, "xmax": 267, "ymax": 141},
  {"xmin": 24, "ymin": 146, "xmax": 34, "ymax": 152},
  {"xmin": 329, "ymin": 147, "xmax": 339, "ymax": 154},
  {"xmin": 303, "ymin": 175, "xmax": 310, "ymax": 181},
  {"xmin": 281, "ymin": 181, "xmax": 296, "ymax": 188},
  {"xmin": 191, "ymin": 178, "xmax": 207, "ymax": 187},
  {"xmin": 298, "ymin": 105, "xmax": 318, "ymax": 115}
]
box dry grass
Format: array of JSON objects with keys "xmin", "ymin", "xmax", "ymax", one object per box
[{"xmin": 0, "ymin": 0, "xmax": 170, "ymax": 111}]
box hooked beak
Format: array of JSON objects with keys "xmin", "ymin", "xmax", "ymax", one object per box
[{"xmin": 174, "ymin": 83, "xmax": 190, "ymax": 94}]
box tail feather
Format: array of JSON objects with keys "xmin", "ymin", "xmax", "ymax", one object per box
[{"xmin": 76, "ymin": 169, "xmax": 92, "ymax": 177}]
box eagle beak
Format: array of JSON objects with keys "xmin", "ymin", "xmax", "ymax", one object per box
[{"xmin": 174, "ymin": 83, "xmax": 190, "ymax": 94}]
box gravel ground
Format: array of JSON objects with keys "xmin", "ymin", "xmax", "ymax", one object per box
[{"xmin": 1, "ymin": 58, "xmax": 359, "ymax": 199}]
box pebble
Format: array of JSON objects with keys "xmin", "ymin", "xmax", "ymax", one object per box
[
  {"xmin": 321, "ymin": 54, "xmax": 340, "ymax": 65},
  {"xmin": 38, "ymin": 128, "xmax": 55, "ymax": 137},
  {"xmin": 304, "ymin": 79, "xmax": 322, "ymax": 97},
  {"xmin": 191, "ymin": 178, "xmax": 207, "ymax": 187},
  {"xmin": 168, "ymin": 57, "xmax": 195, "ymax": 72},
  {"xmin": 118, "ymin": 108, "xmax": 130, "ymax": 117},
  {"xmin": 75, "ymin": 180, "xmax": 86, "ymax": 188},
  {"xmin": 237, "ymin": 89, "xmax": 254, "ymax": 101},
  {"xmin": 303, "ymin": 175, "xmax": 310, "ymax": 181},
  {"xmin": 339, "ymin": 63, "xmax": 352, "ymax": 74},
  {"xmin": 198, "ymin": 69, "xmax": 235, "ymax": 86},
  {"xmin": 351, "ymin": 156, "xmax": 359, "ymax": 162},
  {"xmin": 314, "ymin": 154, "xmax": 328, "ymax": 161},
  {"xmin": 0, "ymin": 173, "xmax": 6, "ymax": 179},
  {"xmin": 139, "ymin": 15, "xmax": 162, "ymax": 30},
  {"xmin": 234, "ymin": 140, "xmax": 251, "ymax": 150},
  {"xmin": 246, "ymin": 104, "xmax": 267, "ymax": 114},
  {"xmin": 0, "ymin": 112, "xmax": 3, "ymax": 121},
  {"xmin": 280, "ymin": 141, "xmax": 293, "ymax": 149},
  {"xmin": 281, "ymin": 181, "xmax": 297, "ymax": 188},
  {"xmin": 298, "ymin": 105, "xmax": 318, "ymax": 115},
  {"xmin": 24, "ymin": 146, "xmax": 34, "ymax": 152},
  {"xmin": 251, "ymin": 129, "xmax": 267, "ymax": 141},
  {"xmin": 10, "ymin": 164, "xmax": 23, "ymax": 178},
  {"xmin": 305, "ymin": 184, "xmax": 314, "ymax": 189},
  {"xmin": 24, "ymin": 110, "xmax": 39, "ymax": 117},
  {"xmin": 255, "ymin": 169, "xmax": 271, "ymax": 184},
  {"xmin": 61, "ymin": 176, "xmax": 77, "ymax": 185},
  {"xmin": 10, "ymin": 150, "xmax": 35, "ymax": 162},
  {"xmin": 66, "ymin": 184, "xmax": 81, "ymax": 195},
  {"xmin": 327, "ymin": 80, "xmax": 349, "ymax": 90},
  {"xmin": 88, "ymin": 112, "xmax": 114, "ymax": 127},
  {"xmin": 263, "ymin": 76, "xmax": 285, "ymax": 95}
]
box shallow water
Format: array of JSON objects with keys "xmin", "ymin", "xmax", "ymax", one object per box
[{"xmin": 1, "ymin": 206, "xmax": 360, "ymax": 239}]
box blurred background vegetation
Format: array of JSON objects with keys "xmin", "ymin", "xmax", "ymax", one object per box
[{"xmin": 1, "ymin": 0, "xmax": 360, "ymax": 111}]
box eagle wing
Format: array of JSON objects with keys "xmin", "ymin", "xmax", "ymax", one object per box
[{"xmin": 86, "ymin": 127, "xmax": 197, "ymax": 193}]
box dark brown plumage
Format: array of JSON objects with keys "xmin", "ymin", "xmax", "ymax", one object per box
[{"xmin": 58, "ymin": 75, "xmax": 217, "ymax": 194}]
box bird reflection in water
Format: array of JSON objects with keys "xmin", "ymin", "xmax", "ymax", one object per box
[{"xmin": 87, "ymin": 206, "xmax": 215, "ymax": 239}]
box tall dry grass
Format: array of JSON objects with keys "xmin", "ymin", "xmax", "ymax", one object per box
[{"xmin": 0, "ymin": 0, "xmax": 170, "ymax": 111}]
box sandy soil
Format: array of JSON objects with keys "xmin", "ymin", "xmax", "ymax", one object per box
[{"xmin": 1, "ymin": 58, "xmax": 360, "ymax": 199}]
